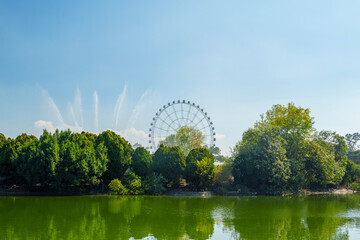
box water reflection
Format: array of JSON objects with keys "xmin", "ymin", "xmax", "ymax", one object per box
[{"xmin": 0, "ymin": 194, "xmax": 359, "ymax": 239}]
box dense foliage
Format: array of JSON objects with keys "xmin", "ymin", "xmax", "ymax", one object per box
[
  {"xmin": 232, "ymin": 103, "xmax": 355, "ymax": 194},
  {"xmin": 0, "ymin": 130, "xmax": 109, "ymax": 190},
  {"xmin": 185, "ymin": 147, "xmax": 215, "ymax": 188},
  {"xmin": 0, "ymin": 130, "xmax": 215, "ymax": 195},
  {"xmin": 0, "ymin": 133, "xmax": 38, "ymax": 181},
  {"xmin": 96, "ymin": 130, "xmax": 133, "ymax": 181},
  {"xmin": 153, "ymin": 144, "xmax": 186, "ymax": 186},
  {"xmin": 131, "ymin": 147, "xmax": 153, "ymax": 178},
  {"xmin": 108, "ymin": 178, "xmax": 128, "ymax": 195}
]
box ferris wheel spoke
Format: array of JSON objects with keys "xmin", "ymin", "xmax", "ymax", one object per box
[
  {"xmin": 189, "ymin": 107, "xmax": 200, "ymax": 127},
  {"xmin": 198, "ymin": 125, "xmax": 210, "ymax": 131},
  {"xmin": 154, "ymin": 126, "xmax": 169, "ymax": 132},
  {"xmin": 150, "ymin": 101, "xmax": 215, "ymax": 151},
  {"xmin": 172, "ymin": 104, "xmax": 182, "ymax": 127},
  {"xmin": 158, "ymin": 117, "xmax": 178, "ymax": 132},
  {"xmin": 184, "ymin": 104, "xmax": 192, "ymax": 126},
  {"xmin": 192, "ymin": 116, "xmax": 206, "ymax": 129},
  {"xmin": 164, "ymin": 108, "xmax": 181, "ymax": 129},
  {"xmin": 180, "ymin": 103, "xmax": 184, "ymax": 125}
]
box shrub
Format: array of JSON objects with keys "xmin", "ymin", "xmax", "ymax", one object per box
[
  {"xmin": 213, "ymin": 157, "xmax": 234, "ymax": 191},
  {"xmin": 143, "ymin": 173, "xmax": 167, "ymax": 195},
  {"xmin": 108, "ymin": 179, "xmax": 128, "ymax": 195},
  {"xmin": 122, "ymin": 170, "xmax": 143, "ymax": 195},
  {"xmin": 349, "ymin": 182, "xmax": 360, "ymax": 191}
]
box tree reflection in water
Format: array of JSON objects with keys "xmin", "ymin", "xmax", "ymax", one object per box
[{"xmin": 0, "ymin": 194, "xmax": 359, "ymax": 239}]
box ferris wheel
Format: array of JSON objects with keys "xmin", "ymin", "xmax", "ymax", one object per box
[{"xmin": 149, "ymin": 100, "xmax": 216, "ymax": 151}]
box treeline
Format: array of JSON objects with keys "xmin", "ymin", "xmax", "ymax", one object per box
[
  {"xmin": 1, "ymin": 103, "xmax": 360, "ymax": 196},
  {"xmin": 0, "ymin": 130, "xmax": 215, "ymax": 194},
  {"xmin": 231, "ymin": 103, "xmax": 360, "ymax": 195}
]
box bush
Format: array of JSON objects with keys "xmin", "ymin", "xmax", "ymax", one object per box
[
  {"xmin": 349, "ymin": 182, "xmax": 360, "ymax": 191},
  {"xmin": 122, "ymin": 170, "xmax": 143, "ymax": 195},
  {"xmin": 108, "ymin": 179, "xmax": 128, "ymax": 195},
  {"xmin": 143, "ymin": 173, "xmax": 167, "ymax": 195},
  {"xmin": 342, "ymin": 160, "xmax": 360, "ymax": 189}
]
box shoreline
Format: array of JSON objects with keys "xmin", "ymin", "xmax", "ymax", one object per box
[{"xmin": 0, "ymin": 185, "xmax": 357, "ymax": 197}]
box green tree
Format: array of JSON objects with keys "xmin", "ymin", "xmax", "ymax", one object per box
[
  {"xmin": 213, "ymin": 156, "xmax": 234, "ymax": 194},
  {"xmin": 0, "ymin": 133, "xmax": 38, "ymax": 180},
  {"xmin": 347, "ymin": 150, "xmax": 360, "ymax": 164},
  {"xmin": 185, "ymin": 147, "xmax": 215, "ymax": 187},
  {"xmin": 16, "ymin": 130, "xmax": 59, "ymax": 186},
  {"xmin": 55, "ymin": 130, "xmax": 108, "ymax": 189},
  {"xmin": 255, "ymin": 103, "xmax": 314, "ymax": 190},
  {"xmin": 342, "ymin": 160, "xmax": 360, "ymax": 190},
  {"xmin": 0, "ymin": 133, "xmax": 7, "ymax": 177},
  {"xmin": 122, "ymin": 169, "xmax": 143, "ymax": 195},
  {"xmin": 96, "ymin": 130, "xmax": 133, "ymax": 181},
  {"xmin": 131, "ymin": 147, "xmax": 152, "ymax": 178},
  {"xmin": 232, "ymin": 103, "xmax": 351, "ymax": 194},
  {"xmin": 153, "ymin": 144, "xmax": 186, "ymax": 185},
  {"xmin": 345, "ymin": 132, "xmax": 360, "ymax": 151},
  {"xmin": 304, "ymin": 139, "xmax": 342, "ymax": 189},
  {"xmin": 0, "ymin": 133, "xmax": 5, "ymax": 149},
  {"xmin": 309, "ymin": 131, "xmax": 347, "ymax": 187},
  {"xmin": 161, "ymin": 126, "xmax": 205, "ymax": 155},
  {"xmin": 345, "ymin": 133, "xmax": 360, "ymax": 164},
  {"xmin": 232, "ymin": 125, "xmax": 291, "ymax": 194},
  {"xmin": 142, "ymin": 173, "xmax": 167, "ymax": 195}
]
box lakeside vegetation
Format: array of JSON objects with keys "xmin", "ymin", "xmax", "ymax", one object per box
[{"xmin": 0, "ymin": 102, "xmax": 359, "ymax": 195}]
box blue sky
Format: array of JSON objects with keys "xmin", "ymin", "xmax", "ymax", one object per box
[{"xmin": 1, "ymin": 1, "xmax": 360, "ymax": 154}]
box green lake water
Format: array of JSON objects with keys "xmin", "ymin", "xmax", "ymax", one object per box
[{"xmin": 0, "ymin": 194, "xmax": 360, "ymax": 240}]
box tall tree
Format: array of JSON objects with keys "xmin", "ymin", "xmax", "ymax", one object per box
[
  {"xmin": 0, "ymin": 133, "xmax": 5, "ymax": 149},
  {"xmin": 345, "ymin": 133, "xmax": 360, "ymax": 151},
  {"xmin": 232, "ymin": 125, "xmax": 291, "ymax": 194},
  {"xmin": 153, "ymin": 144, "xmax": 186, "ymax": 185},
  {"xmin": 0, "ymin": 133, "xmax": 38, "ymax": 180},
  {"xmin": 55, "ymin": 131, "xmax": 108, "ymax": 188},
  {"xmin": 131, "ymin": 147, "xmax": 153, "ymax": 178},
  {"xmin": 96, "ymin": 130, "xmax": 133, "ymax": 181},
  {"xmin": 17, "ymin": 130, "xmax": 59, "ymax": 186},
  {"xmin": 232, "ymin": 103, "xmax": 348, "ymax": 194},
  {"xmin": 185, "ymin": 147, "xmax": 215, "ymax": 187}
]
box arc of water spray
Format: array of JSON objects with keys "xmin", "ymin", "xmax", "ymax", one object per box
[
  {"xmin": 74, "ymin": 88, "xmax": 84, "ymax": 128},
  {"xmin": 93, "ymin": 91, "xmax": 99, "ymax": 134},
  {"xmin": 113, "ymin": 84, "xmax": 128, "ymax": 130},
  {"xmin": 126, "ymin": 90, "xmax": 150, "ymax": 129},
  {"xmin": 69, "ymin": 104, "xmax": 79, "ymax": 128},
  {"xmin": 41, "ymin": 89, "xmax": 65, "ymax": 127}
]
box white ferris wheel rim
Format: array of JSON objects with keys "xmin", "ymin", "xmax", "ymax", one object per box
[{"xmin": 149, "ymin": 100, "xmax": 216, "ymax": 151}]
